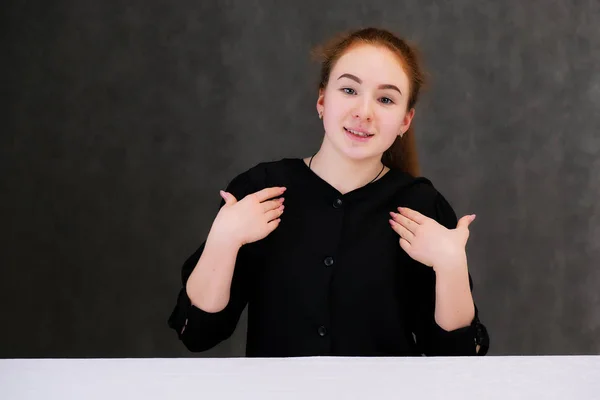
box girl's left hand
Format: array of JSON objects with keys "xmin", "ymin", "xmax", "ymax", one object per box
[{"xmin": 389, "ymin": 207, "xmax": 476, "ymax": 270}]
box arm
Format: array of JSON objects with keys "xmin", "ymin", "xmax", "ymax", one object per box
[
  {"xmin": 167, "ymin": 173, "xmax": 255, "ymax": 352},
  {"xmin": 433, "ymin": 253, "xmax": 475, "ymax": 332},
  {"xmin": 186, "ymin": 232, "xmax": 243, "ymax": 313},
  {"xmin": 407, "ymin": 261, "xmax": 487, "ymax": 356},
  {"xmin": 406, "ymin": 190, "xmax": 489, "ymax": 356},
  {"xmin": 167, "ymin": 238, "xmax": 251, "ymax": 352}
]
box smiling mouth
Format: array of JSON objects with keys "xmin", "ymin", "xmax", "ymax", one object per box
[{"xmin": 344, "ymin": 127, "xmax": 374, "ymax": 137}]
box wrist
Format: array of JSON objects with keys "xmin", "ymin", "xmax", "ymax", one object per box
[
  {"xmin": 206, "ymin": 229, "xmax": 243, "ymax": 251},
  {"xmin": 433, "ymin": 250, "xmax": 468, "ymax": 274}
]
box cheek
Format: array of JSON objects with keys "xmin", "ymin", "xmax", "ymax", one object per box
[
  {"xmin": 323, "ymin": 93, "xmax": 345, "ymax": 115},
  {"xmin": 323, "ymin": 99, "xmax": 346, "ymax": 127},
  {"xmin": 323, "ymin": 115, "xmax": 341, "ymax": 138},
  {"xmin": 377, "ymin": 111, "xmax": 404, "ymax": 138}
]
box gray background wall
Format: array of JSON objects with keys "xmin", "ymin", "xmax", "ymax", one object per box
[{"xmin": 2, "ymin": 0, "xmax": 599, "ymax": 358}]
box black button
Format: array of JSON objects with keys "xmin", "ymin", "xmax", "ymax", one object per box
[
  {"xmin": 333, "ymin": 198, "xmax": 343, "ymax": 208},
  {"xmin": 324, "ymin": 257, "xmax": 334, "ymax": 267},
  {"xmin": 318, "ymin": 326, "xmax": 327, "ymax": 337}
]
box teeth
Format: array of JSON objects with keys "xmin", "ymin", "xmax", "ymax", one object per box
[{"xmin": 347, "ymin": 128, "xmax": 369, "ymax": 137}]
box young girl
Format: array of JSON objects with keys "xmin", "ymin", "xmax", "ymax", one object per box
[{"xmin": 168, "ymin": 27, "xmax": 489, "ymax": 357}]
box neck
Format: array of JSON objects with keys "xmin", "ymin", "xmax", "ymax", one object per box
[{"xmin": 306, "ymin": 143, "xmax": 388, "ymax": 195}]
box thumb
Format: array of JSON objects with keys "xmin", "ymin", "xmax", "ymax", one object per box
[
  {"xmin": 456, "ymin": 214, "xmax": 476, "ymax": 230},
  {"xmin": 219, "ymin": 190, "xmax": 237, "ymax": 205}
]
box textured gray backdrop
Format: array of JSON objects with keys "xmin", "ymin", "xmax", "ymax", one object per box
[{"xmin": 2, "ymin": 0, "xmax": 600, "ymax": 357}]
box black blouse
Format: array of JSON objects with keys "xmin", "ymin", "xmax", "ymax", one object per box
[{"xmin": 168, "ymin": 158, "xmax": 489, "ymax": 357}]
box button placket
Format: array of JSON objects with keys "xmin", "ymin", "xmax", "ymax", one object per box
[{"xmin": 316, "ymin": 194, "xmax": 342, "ymax": 350}]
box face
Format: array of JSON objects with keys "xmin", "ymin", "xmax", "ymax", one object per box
[{"xmin": 316, "ymin": 44, "xmax": 415, "ymax": 162}]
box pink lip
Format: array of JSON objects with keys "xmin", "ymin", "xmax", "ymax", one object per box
[
  {"xmin": 344, "ymin": 127, "xmax": 373, "ymax": 142},
  {"xmin": 344, "ymin": 126, "xmax": 373, "ymax": 136}
]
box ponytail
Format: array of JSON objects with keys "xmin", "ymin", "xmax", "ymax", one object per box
[{"xmin": 382, "ymin": 125, "xmax": 420, "ymax": 177}]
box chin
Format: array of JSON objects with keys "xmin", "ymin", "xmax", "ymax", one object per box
[{"xmin": 339, "ymin": 147, "xmax": 384, "ymax": 162}]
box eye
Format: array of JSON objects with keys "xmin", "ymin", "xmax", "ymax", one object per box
[
  {"xmin": 379, "ymin": 97, "xmax": 394, "ymax": 105},
  {"xmin": 342, "ymin": 88, "xmax": 356, "ymax": 95}
]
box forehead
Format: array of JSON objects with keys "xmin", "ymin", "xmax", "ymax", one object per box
[{"xmin": 331, "ymin": 44, "xmax": 410, "ymax": 89}]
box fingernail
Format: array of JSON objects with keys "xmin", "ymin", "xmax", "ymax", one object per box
[{"xmin": 281, "ymin": 187, "xmax": 287, "ymax": 191}]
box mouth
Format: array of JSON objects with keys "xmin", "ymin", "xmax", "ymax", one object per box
[{"xmin": 344, "ymin": 127, "xmax": 374, "ymax": 141}]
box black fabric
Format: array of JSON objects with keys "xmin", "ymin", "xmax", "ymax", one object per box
[{"xmin": 168, "ymin": 158, "xmax": 489, "ymax": 357}]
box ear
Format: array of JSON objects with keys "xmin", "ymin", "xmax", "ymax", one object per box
[
  {"xmin": 399, "ymin": 108, "xmax": 416, "ymax": 137},
  {"xmin": 316, "ymin": 88, "xmax": 325, "ymax": 116}
]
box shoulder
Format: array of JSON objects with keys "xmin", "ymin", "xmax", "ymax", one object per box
[
  {"xmin": 232, "ymin": 157, "xmax": 299, "ymax": 182},
  {"xmin": 224, "ymin": 158, "xmax": 299, "ymax": 196},
  {"xmin": 386, "ymin": 169, "xmax": 437, "ymax": 202},
  {"xmin": 388, "ymin": 171, "xmax": 458, "ymax": 229}
]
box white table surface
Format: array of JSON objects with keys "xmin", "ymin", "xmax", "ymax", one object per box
[{"xmin": 1, "ymin": 356, "xmax": 599, "ymax": 399}]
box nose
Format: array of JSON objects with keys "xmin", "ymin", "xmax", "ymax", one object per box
[{"xmin": 353, "ymin": 97, "xmax": 373, "ymax": 121}]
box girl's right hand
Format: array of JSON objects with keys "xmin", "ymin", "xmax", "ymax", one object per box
[{"xmin": 209, "ymin": 186, "xmax": 286, "ymax": 247}]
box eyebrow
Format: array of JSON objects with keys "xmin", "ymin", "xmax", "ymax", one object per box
[{"xmin": 337, "ymin": 73, "xmax": 403, "ymax": 96}]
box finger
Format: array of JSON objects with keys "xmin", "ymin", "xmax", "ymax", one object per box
[
  {"xmin": 265, "ymin": 205, "xmax": 284, "ymax": 221},
  {"xmin": 266, "ymin": 218, "xmax": 282, "ymax": 231},
  {"xmin": 389, "ymin": 218, "xmax": 414, "ymax": 242},
  {"xmin": 390, "ymin": 212, "xmax": 417, "ymax": 234},
  {"xmin": 456, "ymin": 214, "xmax": 476, "ymax": 230},
  {"xmin": 398, "ymin": 207, "xmax": 427, "ymax": 224},
  {"xmin": 220, "ymin": 190, "xmax": 237, "ymax": 205},
  {"xmin": 262, "ymin": 198, "xmax": 285, "ymax": 212},
  {"xmin": 399, "ymin": 237, "xmax": 411, "ymax": 253},
  {"xmin": 254, "ymin": 187, "xmax": 287, "ymax": 203}
]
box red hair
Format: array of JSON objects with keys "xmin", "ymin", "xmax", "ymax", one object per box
[{"xmin": 312, "ymin": 27, "xmax": 427, "ymax": 177}]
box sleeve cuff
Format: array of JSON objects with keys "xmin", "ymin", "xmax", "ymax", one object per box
[{"xmin": 430, "ymin": 314, "xmax": 489, "ymax": 356}]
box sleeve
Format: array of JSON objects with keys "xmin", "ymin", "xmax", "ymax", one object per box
[
  {"xmin": 407, "ymin": 190, "xmax": 490, "ymax": 356},
  {"xmin": 167, "ymin": 170, "xmax": 259, "ymax": 352}
]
